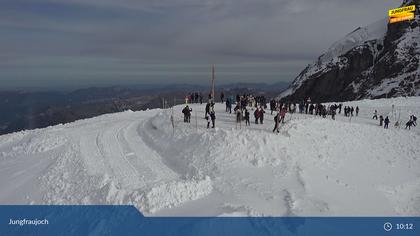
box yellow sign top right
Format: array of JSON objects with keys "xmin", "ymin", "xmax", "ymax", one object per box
[{"xmin": 388, "ymin": 5, "xmax": 416, "ymax": 17}]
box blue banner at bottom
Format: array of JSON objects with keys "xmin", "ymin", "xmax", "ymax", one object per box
[{"xmin": 0, "ymin": 206, "xmax": 418, "ymax": 236}]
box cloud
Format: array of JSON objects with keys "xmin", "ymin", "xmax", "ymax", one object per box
[{"xmin": 0, "ymin": 0, "xmax": 403, "ymax": 89}]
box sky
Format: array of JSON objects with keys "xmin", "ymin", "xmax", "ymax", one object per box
[{"xmin": 0, "ymin": 0, "xmax": 402, "ymax": 90}]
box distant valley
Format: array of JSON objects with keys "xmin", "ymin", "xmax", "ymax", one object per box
[{"xmin": 0, "ymin": 82, "xmax": 288, "ymax": 135}]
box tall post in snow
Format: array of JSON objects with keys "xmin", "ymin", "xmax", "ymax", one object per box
[
  {"xmin": 170, "ymin": 100, "xmax": 175, "ymax": 136},
  {"xmin": 211, "ymin": 64, "xmax": 215, "ymax": 102}
]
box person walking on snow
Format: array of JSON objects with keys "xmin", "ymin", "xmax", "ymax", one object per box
[
  {"xmin": 373, "ymin": 110, "xmax": 378, "ymax": 120},
  {"xmin": 259, "ymin": 107, "xmax": 265, "ymax": 124},
  {"xmin": 379, "ymin": 115, "xmax": 384, "ymax": 126},
  {"xmin": 221, "ymin": 91, "xmax": 225, "ymax": 103},
  {"xmin": 331, "ymin": 107, "xmax": 336, "ymax": 120},
  {"xmin": 205, "ymin": 102, "xmax": 210, "ymax": 118},
  {"xmin": 245, "ymin": 109, "xmax": 250, "ymax": 126},
  {"xmin": 270, "ymin": 99, "xmax": 275, "ymax": 115},
  {"xmin": 279, "ymin": 107, "xmax": 287, "ymax": 124},
  {"xmin": 384, "ymin": 116, "xmax": 390, "ymax": 129},
  {"xmin": 182, "ymin": 105, "xmax": 192, "ymax": 123},
  {"xmin": 406, "ymin": 119, "xmax": 414, "ymax": 130},
  {"xmin": 254, "ymin": 108, "xmax": 260, "ymax": 124},
  {"xmin": 273, "ymin": 112, "xmax": 280, "ymax": 133},
  {"xmin": 235, "ymin": 107, "xmax": 242, "ymax": 123},
  {"xmin": 356, "ymin": 106, "xmax": 359, "ymax": 116},
  {"xmin": 406, "ymin": 115, "xmax": 417, "ymax": 130},
  {"xmin": 210, "ymin": 110, "xmax": 216, "ymax": 128},
  {"xmin": 225, "ymin": 99, "xmax": 230, "ymax": 113},
  {"xmin": 205, "ymin": 115, "xmax": 210, "ymax": 129}
]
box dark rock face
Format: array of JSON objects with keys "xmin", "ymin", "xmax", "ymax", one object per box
[{"xmin": 281, "ymin": 0, "xmax": 420, "ymax": 102}]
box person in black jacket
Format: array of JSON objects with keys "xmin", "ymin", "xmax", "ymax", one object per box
[
  {"xmin": 210, "ymin": 110, "xmax": 216, "ymax": 128},
  {"xmin": 270, "ymin": 99, "xmax": 275, "ymax": 115},
  {"xmin": 205, "ymin": 115, "xmax": 210, "ymax": 129},
  {"xmin": 384, "ymin": 116, "xmax": 390, "ymax": 129},
  {"xmin": 273, "ymin": 112, "xmax": 280, "ymax": 133},
  {"xmin": 205, "ymin": 102, "xmax": 210, "ymax": 118},
  {"xmin": 245, "ymin": 109, "xmax": 250, "ymax": 126},
  {"xmin": 406, "ymin": 120, "xmax": 414, "ymax": 130},
  {"xmin": 259, "ymin": 107, "xmax": 265, "ymax": 124},
  {"xmin": 182, "ymin": 105, "xmax": 192, "ymax": 123}
]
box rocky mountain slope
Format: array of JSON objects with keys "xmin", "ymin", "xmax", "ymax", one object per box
[{"xmin": 280, "ymin": 0, "xmax": 420, "ymax": 102}]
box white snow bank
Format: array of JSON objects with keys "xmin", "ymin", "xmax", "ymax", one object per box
[
  {"xmin": 139, "ymin": 177, "xmax": 213, "ymax": 213},
  {"xmin": 0, "ymin": 96, "xmax": 419, "ymax": 216}
]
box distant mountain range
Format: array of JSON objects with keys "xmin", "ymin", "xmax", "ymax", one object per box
[
  {"xmin": 279, "ymin": 0, "xmax": 420, "ymax": 102},
  {"xmin": 0, "ymin": 82, "xmax": 288, "ymax": 135}
]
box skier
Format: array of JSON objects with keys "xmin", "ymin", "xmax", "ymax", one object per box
[
  {"xmin": 210, "ymin": 110, "xmax": 216, "ymax": 128},
  {"xmin": 373, "ymin": 110, "xmax": 378, "ymax": 120},
  {"xmin": 356, "ymin": 106, "xmax": 359, "ymax": 116},
  {"xmin": 245, "ymin": 109, "xmax": 250, "ymax": 126},
  {"xmin": 412, "ymin": 115, "xmax": 417, "ymax": 126},
  {"xmin": 259, "ymin": 107, "xmax": 265, "ymax": 124},
  {"xmin": 338, "ymin": 104, "xmax": 342, "ymax": 114},
  {"xmin": 384, "ymin": 116, "xmax": 390, "ymax": 129},
  {"xmin": 350, "ymin": 107, "xmax": 354, "ymax": 116},
  {"xmin": 379, "ymin": 115, "xmax": 384, "ymax": 126}
]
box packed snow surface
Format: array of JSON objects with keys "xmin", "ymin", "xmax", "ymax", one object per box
[{"xmin": 0, "ymin": 97, "xmax": 419, "ymax": 216}]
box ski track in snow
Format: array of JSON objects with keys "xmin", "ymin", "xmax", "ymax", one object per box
[{"xmin": 0, "ymin": 97, "xmax": 419, "ymax": 216}]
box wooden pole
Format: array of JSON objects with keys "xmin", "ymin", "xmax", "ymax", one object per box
[{"xmin": 211, "ymin": 64, "xmax": 215, "ymax": 102}]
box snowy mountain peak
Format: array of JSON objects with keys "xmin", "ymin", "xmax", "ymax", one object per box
[{"xmin": 280, "ymin": 0, "xmax": 420, "ymax": 102}]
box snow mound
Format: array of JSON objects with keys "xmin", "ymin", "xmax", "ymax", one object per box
[
  {"xmin": 12, "ymin": 133, "xmax": 67, "ymax": 155},
  {"xmin": 139, "ymin": 177, "xmax": 212, "ymax": 213}
]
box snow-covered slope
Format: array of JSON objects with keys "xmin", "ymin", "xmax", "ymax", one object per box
[
  {"xmin": 280, "ymin": 0, "xmax": 420, "ymax": 101},
  {"xmin": 0, "ymin": 97, "xmax": 419, "ymax": 216},
  {"xmin": 319, "ymin": 18, "xmax": 387, "ymax": 68}
]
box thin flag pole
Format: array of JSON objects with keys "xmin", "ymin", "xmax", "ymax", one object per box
[{"xmin": 211, "ymin": 64, "xmax": 215, "ymax": 102}]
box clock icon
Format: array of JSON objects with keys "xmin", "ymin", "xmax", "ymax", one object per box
[{"xmin": 384, "ymin": 222, "xmax": 393, "ymax": 232}]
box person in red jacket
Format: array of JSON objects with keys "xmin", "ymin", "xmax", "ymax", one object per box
[{"xmin": 279, "ymin": 107, "xmax": 287, "ymax": 124}]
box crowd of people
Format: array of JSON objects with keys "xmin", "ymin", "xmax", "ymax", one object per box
[
  {"xmin": 373, "ymin": 109, "xmax": 417, "ymax": 130},
  {"xmin": 180, "ymin": 92, "xmax": 417, "ymax": 133}
]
